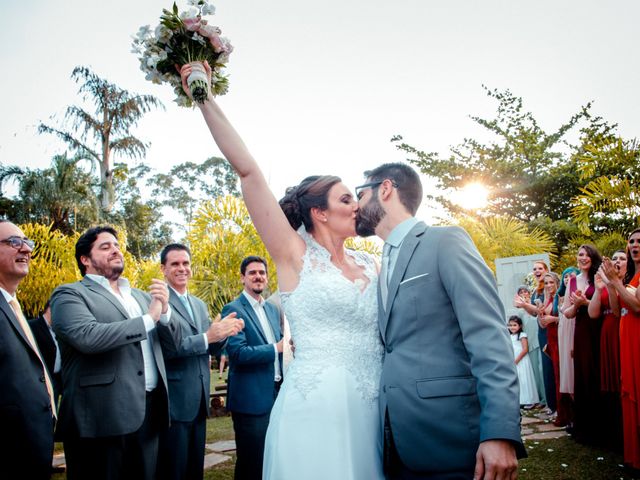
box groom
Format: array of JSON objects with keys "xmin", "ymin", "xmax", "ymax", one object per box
[{"xmin": 355, "ymin": 163, "xmax": 525, "ymax": 479}]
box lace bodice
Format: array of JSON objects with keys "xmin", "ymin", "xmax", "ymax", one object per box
[{"xmin": 281, "ymin": 228, "xmax": 383, "ymax": 405}]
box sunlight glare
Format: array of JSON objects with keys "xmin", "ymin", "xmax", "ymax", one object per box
[{"xmin": 452, "ymin": 182, "xmax": 490, "ymax": 210}]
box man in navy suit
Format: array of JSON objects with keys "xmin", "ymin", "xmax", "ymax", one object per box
[
  {"xmin": 156, "ymin": 243, "xmax": 244, "ymax": 480},
  {"xmin": 222, "ymin": 256, "xmax": 283, "ymax": 480},
  {"xmin": 0, "ymin": 220, "xmax": 55, "ymax": 480}
]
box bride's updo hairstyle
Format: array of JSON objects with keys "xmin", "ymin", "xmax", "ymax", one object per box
[{"xmin": 279, "ymin": 175, "xmax": 341, "ymax": 232}]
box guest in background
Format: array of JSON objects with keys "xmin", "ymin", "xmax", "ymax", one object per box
[
  {"xmin": 508, "ymin": 315, "xmax": 540, "ymax": 407},
  {"xmin": 515, "ymin": 261, "xmax": 555, "ymax": 414},
  {"xmin": 222, "ymin": 256, "xmax": 283, "ymax": 480},
  {"xmin": 157, "ymin": 243, "xmax": 244, "ymax": 480},
  {"xmin": 514, "ymin": 286, "xmax": 545, "ymax": 406},
  {"xmin": 563, "ymin": 244, "xmax": 604, "ymax": 446},
  {"xmin": 0, "ymin": 220, "xmax": 55, "ymax": 480},
  {"xmin": 556, "ymin": 266, "xmax": 580, "ymax": 430},
  {"xmin": 538, "ymin": 272, "xmax": 563, "ymax": 424},
  {"xmin": 589, "ymin": 249, "xmax": 625, "ymax": 452},
  {"xmin": 602, "ymin": 232, "xmax": 640, "ymax": 471},
  {"xmin": 51, "ymin": 225, "xmax": 182, "ymax": 480}
]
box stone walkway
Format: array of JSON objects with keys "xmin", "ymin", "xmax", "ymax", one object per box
[
  {"xmin": 50, "ymin": 413, "xmax": 561, "ymax": 473},
  {"xmin": 52, "ymin": 440, "xmax": 237, "ymax": 472},
  {"xmin": 521, "ymin": 410, "xmax": 569, "ymax": 442}
]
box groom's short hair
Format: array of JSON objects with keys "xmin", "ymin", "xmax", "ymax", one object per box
[{"xmin": 364, "ymin": 163, "xmax": 422, "ymax": 215}]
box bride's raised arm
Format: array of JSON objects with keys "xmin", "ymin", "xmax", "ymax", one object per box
[{"xmin": 181, "ymin": 62, "xmax": 303, "ymax": 265}]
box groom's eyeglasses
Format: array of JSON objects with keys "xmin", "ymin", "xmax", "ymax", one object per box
[{"xmin": 355, "ymin": 180, "xmax": 398, "ymax": 200}]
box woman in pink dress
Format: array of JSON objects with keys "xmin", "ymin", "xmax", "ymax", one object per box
[{"xmin": 557, "ymin": 266, "xmax": 579, "ymax": 427}]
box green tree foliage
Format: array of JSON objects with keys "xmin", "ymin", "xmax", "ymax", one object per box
[
  {"xmin": 186, "ymin": 196, "xmax": 276, "ymax": 316},
  {"xmin": 454, "ymin": 215, "xmax": 556, "ymax": 272},
  {"xmin": 17, "ymin": 223, "xmax": 81, "ymax": 318},
  {"xmin": 570, "ymin": 117, "xmax": 640, "ymax": 235},
  {"xmin": 105, "ymin": 163, "xmax": 172, "ymax": 259},
  {"xmin": 393, "ymin": 86, "xmax": 590, "ymax": 223},
  {"xmin": 150, "ymin": 157, "xmax": 240, "ymax": 232},
  {"xmin": 38, "ymin": 66, "xmax": 163, "ymax": 212},
  {"xmin": 0, "ymin": 154, "xmax": 99, "ymax": 233}
]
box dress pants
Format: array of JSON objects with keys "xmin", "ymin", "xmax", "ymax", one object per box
[
  {"xmin": 232, "ymin": 411, "xmax": 271, "ymax": 480},
  {"xmin": 158, "ymin": 395, "xmax": 207, "ymax": 480},
  {"xmin": 1, "ymin": 413, "xmax": 54, "ymax": 480},
  {"xmin": 384, "ymin": 411, "xmax": 474, "ymax": 480},
  {"xmin": 65, "ymin": 388, "xmax": 163, "ymax": 480}
]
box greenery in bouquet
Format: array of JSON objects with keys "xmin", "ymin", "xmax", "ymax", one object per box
[{"xmin": 132, "ymin": 0, "xmax": 232, "ymax": 107}]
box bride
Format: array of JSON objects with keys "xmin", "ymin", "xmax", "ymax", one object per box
[{"xmin": 180, "ymin": 63, "xmax": 384, "ymax": 478}]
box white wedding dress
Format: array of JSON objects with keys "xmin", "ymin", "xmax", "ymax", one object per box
[{"xmin": 263, "ymin": 228, "xmax": 384, "ymax": 479}]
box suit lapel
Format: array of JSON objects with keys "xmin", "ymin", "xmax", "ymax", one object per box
[
  {"xmin": 381, "ymin": 222, "xmax": 427, "ymax": 339},
  {"xmin": 239, "ymin": 294, "xmax": 268, "ymax": 343},
  {"xmin": 81, "ymin": 277, "xmax": 130, "ymax": 320},
  {"xmin": 0, "ymin": 296, "xmax": 36, "ymax": 353}
]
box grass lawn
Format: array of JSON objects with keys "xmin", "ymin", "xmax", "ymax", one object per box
[{"xmin": 520, "ymin": 435, "xmax": 636, "ymax": 479}]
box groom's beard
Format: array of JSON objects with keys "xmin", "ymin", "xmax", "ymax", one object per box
[{"xmin": 355, "ymin": 195, "xmax": 385, "ymax": 237}]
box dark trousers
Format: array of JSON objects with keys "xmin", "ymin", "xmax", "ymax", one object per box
[
  {"xmin": 232, "ymin": 411, "xmax": 271, "ymax": 480},
  {"xmin": 1, "ymin": 414, "xmax": 54, "ymax": 480},
  {"xmin": 65, "ymin": 389, "xmax": 163, "ymax": 480},
  {"xmin": 158, "ymin": 396, "xmax": 207, "ymax": 480},
  {"xmin": 384, "ymin": 411, "xmax": 474, "ymax": 480}
]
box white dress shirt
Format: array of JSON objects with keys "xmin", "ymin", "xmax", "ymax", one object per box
[
  {"xmin": 242, "ymin": 291, "xmax": 281, "ymax": 382},
  {"xmin": 86, "ymin": 274, "xmax": 171, "ymax": 391}
]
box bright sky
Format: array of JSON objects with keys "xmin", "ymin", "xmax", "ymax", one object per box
[{"xmin": 1, "ymin": 0, "xmax": 638, "ymax": 222}]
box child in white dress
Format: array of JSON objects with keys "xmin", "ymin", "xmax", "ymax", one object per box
[{"xmin": 508, "ymin": 315, "xmax": 540, "ymax": 407}]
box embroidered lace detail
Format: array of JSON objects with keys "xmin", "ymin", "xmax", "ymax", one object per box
[{"xmin": 281, "ymin": 227, "xmax": 383, "ymax": 405}]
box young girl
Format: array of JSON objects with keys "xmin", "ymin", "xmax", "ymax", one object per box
[{"xmin": 508, "ymin": 315, "xmax": 540, "ymax": 407}]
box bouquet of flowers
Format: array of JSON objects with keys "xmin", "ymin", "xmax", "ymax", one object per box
[{"xmin": 132, "ymin": 0, "xmax": 233, "ymax": 107}]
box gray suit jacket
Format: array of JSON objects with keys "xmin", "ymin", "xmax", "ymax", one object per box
[
  {"xmin": 51, "ymin": 276, "xmax": 181, "ymax": 439},
  {"xmin": 158, "ymin": 289, "xmax": 224, "ymax": 422},
  {"xmin": 379, "ymin": 222, "xmax": 524, "ymax": 473}
]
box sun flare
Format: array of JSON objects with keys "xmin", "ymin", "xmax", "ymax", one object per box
[{"xmin": 452, "ymin": 182, "xmax": 490, "ymax": 210}]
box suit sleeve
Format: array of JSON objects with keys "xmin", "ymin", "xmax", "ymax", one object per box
[
  {"xmin": 438, "ymin": 227, "xmax": 524, "ymax": 450},
  {"xmin": 157, "ymin": 298, "xmax": 207, "ymax": 358},
  {"xmin": 51, "ymin": 285, "xmax": 147, "ymax": 354},
  {"xmin": 222, "ymin": 302, "xmax": 275, "ymax": 365}
]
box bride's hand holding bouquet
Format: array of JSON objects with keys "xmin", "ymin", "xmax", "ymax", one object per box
[{"xmin": 133, "ymin": 0, "xmax": 232, "ymax": 107}]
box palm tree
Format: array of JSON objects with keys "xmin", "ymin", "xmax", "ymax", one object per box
[
  {"xmin": 0, "ymin": 153, "xmax": 99, "ymax": 232},
  {"xmin": 571, "ymin": 134, "xmax": 640, "ymax": 235},
  {"xmin": 454, "ymin": 215, "xmax": 557, "ymax": 272},
  {"xmin": 38, "ymin": 66, "xmax": 163, "ymax": 212}
]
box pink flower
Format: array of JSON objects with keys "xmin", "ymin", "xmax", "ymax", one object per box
[{"xmin": 183, "ymin": 17, "xmax": 202, "ymax": 31}]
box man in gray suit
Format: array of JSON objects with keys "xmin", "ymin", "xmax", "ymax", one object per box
[
  {"xmin": 157, "ymin": 243, "xmax": 244, "ymax": 480},
  {"xmin": 355, "ymin": 163, "xmax": 524, "ymax": 479},
  {"xmin": 51, "ymin": 225, "xmax": 181, "ymax": 480}
]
